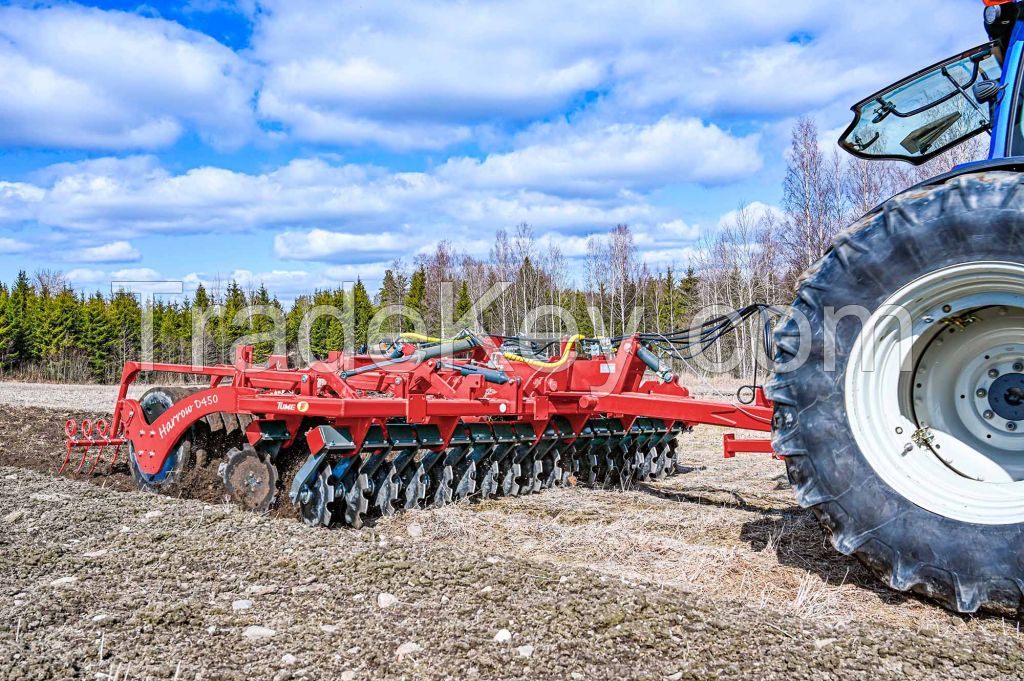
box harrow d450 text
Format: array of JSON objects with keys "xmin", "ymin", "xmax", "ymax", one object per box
[{"xmin": 62, "ymin": 328, "xmax": 775, "ymax": 528}]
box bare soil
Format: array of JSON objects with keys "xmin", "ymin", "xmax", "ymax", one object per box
[{"xmin": 1, "ymin": 383, "xmax": 1023, "ymax": 680}]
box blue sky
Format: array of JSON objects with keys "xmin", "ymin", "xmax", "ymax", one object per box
[{"xmin": 0, "ymin": 0, "xmax": 983, "ymax": 300}]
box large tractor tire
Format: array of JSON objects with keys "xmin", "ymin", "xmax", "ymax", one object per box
[{"xmin": 769, "ymin": 171, "xmax": 1024, "ymax": 614}]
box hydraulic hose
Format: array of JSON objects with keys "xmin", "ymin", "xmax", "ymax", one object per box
[{"xmin": 502, "ymin": 335, "xmax": 584, "ymax": 368}]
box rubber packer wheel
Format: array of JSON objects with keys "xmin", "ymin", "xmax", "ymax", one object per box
[{"xmin": 769, "ymin": 171, "xmax": 1024, "ymax": 615}]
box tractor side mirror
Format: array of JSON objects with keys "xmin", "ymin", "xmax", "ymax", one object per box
[{"xmin": 974, "ymin": 78, "xmax": 1001, "ymax": 104}]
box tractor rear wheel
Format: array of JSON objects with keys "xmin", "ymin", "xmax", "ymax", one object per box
[{"xmin": 769, "ymin": 171, "xmax": 1024, "ymax": 614}]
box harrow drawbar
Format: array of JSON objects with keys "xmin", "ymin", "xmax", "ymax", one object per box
[{"xmin": 60, "ymin": 331, "xmax": 775, "ymax": 527}]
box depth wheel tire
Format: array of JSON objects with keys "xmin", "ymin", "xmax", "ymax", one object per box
[
  {"xmin": 129, "ymin": 387, "xmax": 195, "ymax": 490},
  {"xmin": 769, "ymin": 171, "xmax": 1024, "ymax": 614}
]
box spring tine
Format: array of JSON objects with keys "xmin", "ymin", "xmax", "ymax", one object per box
[
  {"xmin": 59, "ymin": 441, "xmax": 74, "ymax": 475},
  {"xmin": 86, "ymin": 444, "xmax": 105, "ymax": 476},
  {"xmin": 75, "ymin": 444, "xmax": 90, "ymax": 474},
  {"xmin": 109, "ymin": 444, "xmax": 121, "ymax": 469}
]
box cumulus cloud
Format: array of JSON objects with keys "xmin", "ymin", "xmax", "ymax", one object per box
[
  {"xmin": 654, "ymin": 219, "xmax": 701, "ymax": 241},
  {"xmin": 182, "ymin": 266, "xmax": 391, "ymax": 302},
  {"xmin": 248, "ymin": 0, "xmax": 979, "ymax": 150},
  {"xmin": 440, "ymin": 117, "xmax": 761, "ymax": 193},
  {"xmin": 110, "ymin": 268, "xmax": 163, "ymax": 281},
  {"xmin": 717, "ymin": 201, "xmax": 784, "ymax": 230},
  {"xmin": 0, "ymin": 5, "xmax": 256, "ymax": 150},
  {"xmin": 65, "ymin": 268, "xmax": 108, "ymax": 285},
  {"xmin": 0, "ymin": 237, "xmax": 32, "ymax": 254},
  {"xmin": 77, "ymin": 241, "xmax": 142, "ymax": 263},
  {"xmin": 274, "ymin": 230, "xmax": 404, "ymax": 262},
  {"xmin": 1, "ymin": 155, "xmax": 666, "ymax": 243}
]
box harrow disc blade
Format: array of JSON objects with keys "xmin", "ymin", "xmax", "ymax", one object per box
[
  {"xmin": 403, "ymin": 462, "xmax": 430, "ymax": 510},
  {"xmin": 583, "ymin": 453, "xmax": 599, "ymax": 484},
  {"xmin": 517, "ymin": 453, "xmax": 542, "ymax": 495},
  {"xmin": 299, "ymin": 468, "xmax": 333, "ymax": 527},
  {"xmin": 428, "ymin": 465, "xmax": 454, "ymax": 509},
  {"xmin": 541, "ymin": 450, "xmax": 564, "ymax": 489},
  {"xmin": 128, "ymin": 437, "xmax": 193, "ymax": 492},
  {"xmin": 344, "ymin": 473, "xmax": 371, "ymax": 528},
  {"xmin": 479, "ymin": 461, "xmax": 499, "ymax": 499},
  {"xmin": 453, "ymin": 460, "xmax": 477, "ymax": 501},
  {"xmin": 375, "ymin": 464, "xmax": 403, "ymax": 516},
  {"xmin": 500, "ymin": 462, "xmax": 520, "ymax": 497},
  {"xmin": 221, "ymin": 445, "xmax": 278, "ymax": 512}
]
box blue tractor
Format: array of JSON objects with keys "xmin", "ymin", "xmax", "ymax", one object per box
[{"xmin": 770, "ymin": 0, "xmax": 1024, "ymax": 614}]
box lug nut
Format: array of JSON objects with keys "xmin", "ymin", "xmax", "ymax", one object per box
[
  {"xmin": 977, "ymin": 388, "xmax": 988, "ymax": 398},
  {"xmin": 1015, "ymin": 362, "xmax": 1023, "ymax": 372},
  {"xmin": 942, "ymin": 305, "xmax": 952, "ymax": 313},
  {"xmin": 989, "ymin": 368, "xmax": 1001, "ymax": 378},
  {"xmin": 984, "ymin": 410, "xmax": 995, "ymax": 420},
  {"xmin": 1009, "ymin": 422, "xmax": 1018, "ymax": 432}
]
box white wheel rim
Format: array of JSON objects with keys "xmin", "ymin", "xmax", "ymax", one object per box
[{"xmin": 845, "ymin": 261, "xmax": 1024, "ymax": 525}]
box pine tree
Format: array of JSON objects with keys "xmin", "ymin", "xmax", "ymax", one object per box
[
  {"xmin": 286, "ymin": 295, "xmax": 310, "ymax": 352},
  {"xmin": 193, "ymin": 283, "xmax": 211, "ymax": 311},
  {"xmin": 405, "ymin": 267, "xmax": 427, "ymax": 317},
  {"xmin": 109, "ymin": 290, "xmax": 142, "ymax": 368},
  {"xmin": 221, "ymin": 280, "xmax": 247, "ymax": 359},
  {"xmin": 677, "ymin": 267, "xmax": 699, "ymax": 325},
  {"xmin": 568, "ymin": 290, "xmax": 595, "ymax": 338},
  {"xmin": 352, "ymin": 279, "xmax": 375, "ymax": 349},
  {"xmin": 0, "ymin": 274, "xmax": 26, "ymax": 370},
  {"xmin": 454, "ymin": 280, "xmax": 472, "ymax": 324},
  {"xmin": 82, "ymin": 292, "xmax": 115, "ymax": 380},
  {"xmin": 37, "ymin": 288, "xmax": 81, "ymax": 356},
  {"xmin": 248, "ymin": 284, "xmax": 278, "ymax": 360},
  {"xmin": 377, "ymin": 270, "xmax": 397, "ymax": 307}
]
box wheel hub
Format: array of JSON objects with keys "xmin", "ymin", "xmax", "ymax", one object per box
[{"xmin": 986, "ymin": 372, "xmax": 1024, "ymax": 421}]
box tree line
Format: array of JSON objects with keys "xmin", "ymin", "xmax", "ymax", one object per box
[{"xmin": 0, "ymin": 118, "xmax": 981, "ymax": 384}]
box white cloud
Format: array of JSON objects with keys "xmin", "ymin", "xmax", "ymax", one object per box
[
  {"xmin": 0, "ymin": 237, "xmax": 32, "ymax": 254},
  {"xmin": 65, "ymin": 268, "xmax": 108, "ymax": 285},
  {"xmin": 111, "ymin": 267, "xmax": 163, "ymax": 281},
  {"xmin": 182, "ymin": 266, "xmax": 390, "ymax": 302},
  {"xmin": 0, "ymin": 5, "xmax": 256, "ymax": 150},
  {"xmin": 1, "ymin": 156, "xmax": 668, "ymax": 252},
  {"xmin": 440, "ymin": 117, "xmax": 761, "ymax": 193},
  {"xmin": 248, "ymin": 0, "xmax": 980, "ymax": 151},
  {"xmin": 717, "ymin": 202, "xmax": 784, "ymax": 230},
  {"xmin": 274, "ymin": 230, "xmax": 404, "ymax": 261},
  {"xmin": 78, "ymin": 240, "xmax": 141, "ymax": 263},
  {"xmin": 654, "ymin": 219, "xmax": 701, "ymax": 241}
]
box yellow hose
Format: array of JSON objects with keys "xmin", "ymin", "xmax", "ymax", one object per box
[
  {"xmin": 400, "ymin": 331, "xmax": 584, "ymax": 368},
  {"xmin": 502, "ymin": 335, "xmax": 584, "ymax": 368},
  {"xmin": 398, "ymin": 332, "xmax": 471, "ymax": 344}
]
